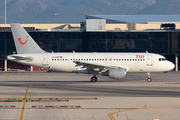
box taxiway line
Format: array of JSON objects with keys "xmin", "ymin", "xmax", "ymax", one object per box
[
  {"xmin": 109, "ymin": 105, "xmax": 180, "ymax": 120},
  {"xmin": 20, "ymin": 85, "xmax": 30, "ymax": 120}
]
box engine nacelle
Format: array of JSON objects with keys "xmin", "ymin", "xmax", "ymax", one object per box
[{"xmin": 102, "ymin": 68, "xmax": 127, "ymax": 79}]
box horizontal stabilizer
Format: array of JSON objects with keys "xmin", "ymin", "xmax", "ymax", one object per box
[{"xmin": 8, "ymin": 55, "xmax": 33, "ymax": 62}]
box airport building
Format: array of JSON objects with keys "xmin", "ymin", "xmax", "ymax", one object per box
[{"xmin": 0, "ymin": 15, "xmax": 180, "ymax": 71}]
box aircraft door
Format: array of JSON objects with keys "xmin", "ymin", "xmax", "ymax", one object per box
[
  {"xmin": 42, "ymin": 55, "xmax": 48, "ymax": 66},
  {"xmin": 147, "ymin": 55, "xmax": 152, "ymax": 66}
]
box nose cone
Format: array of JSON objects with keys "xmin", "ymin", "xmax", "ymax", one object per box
[{"xmin": 168, "ymin": 61, "xmax": 175, "ymax": 71}]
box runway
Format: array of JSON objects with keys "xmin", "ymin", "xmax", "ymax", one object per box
[{"xmin": 0, "ymin": 71, "xmax": 180, "ymax": 120}]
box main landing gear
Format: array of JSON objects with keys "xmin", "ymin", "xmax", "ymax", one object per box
[
  {"xmin": 91, "ymin": 71, "xmax": 99, "ymax": 82},
  {"xmin": 91, "ymin": 77, "xmax": 98, "ymax": 82},
  {"xmin": 147, "ymin": 72, "xmax": 151, "ymax": 82}
]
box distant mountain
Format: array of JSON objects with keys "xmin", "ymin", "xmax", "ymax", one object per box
[
  {"xmin": 0, "ymin": 0, "xmax": 179, "ymax": 23},
  {"xmin": 138, "ymin": 0, "xmax": 180, "ymax": 14}
]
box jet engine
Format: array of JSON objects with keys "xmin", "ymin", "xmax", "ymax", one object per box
[{"xmin": 102, "ymin": 68, "xmax": 127, "ymax": 79}]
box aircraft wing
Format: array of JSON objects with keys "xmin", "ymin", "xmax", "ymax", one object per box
[{"xmin": 73, "ymin": 61, "xmax": 121, "ymax": 72}]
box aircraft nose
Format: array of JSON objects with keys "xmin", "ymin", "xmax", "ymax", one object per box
[{"xmin": 168, "ymin": 61, "xmax": 175, "ymax": 70}]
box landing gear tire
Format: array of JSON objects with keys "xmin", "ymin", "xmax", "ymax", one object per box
[
  {"xmin": 91, "ymin": 77, "xmax": 98, "ymax": 82},
  {"xmin": 147, "ymin": 78, "xmax": 151, "ymax": 82},
  {"xmin": 147, "ymin": 72, "xmax": 151, "ymax": 82}
]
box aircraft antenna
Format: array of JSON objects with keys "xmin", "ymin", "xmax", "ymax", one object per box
[
  {"xmin": 73, "ymin": 50, "xmax": 75, "ymax": 53},
  {"xmin": 146, "ymin": 50, "xmax": 148, "ymax": 53}
]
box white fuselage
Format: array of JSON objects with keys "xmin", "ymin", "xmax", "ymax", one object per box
[{"xmin": 8, "ymin": 52, "xmax": 175, "ymax": 73}]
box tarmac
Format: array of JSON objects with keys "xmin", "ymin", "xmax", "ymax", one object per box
[{"xmin": 0, "ymin": 71, "xmax": 180, "ymax": 120}]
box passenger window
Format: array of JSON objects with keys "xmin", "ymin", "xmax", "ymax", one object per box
[
  {"xmin": 132, "ymin": 59, "xmax": 134, "ymax": 61},
  {"xmin": 130, "ymin": 59, "xmax": 131, "ymax": 61},
  {"xmin": 116, "ymin": 59, "xmax": 118, "ymax": 61},
  {"xmin": 127, "ymin": 59, "xmax": 129, "ymax": 61},
  {"xmin": 97, "ymin": 59, "xmax": 99, "ymax": 61},
  {"xmin": 57, "ymin": 59, "xmax": 59, "ymax": 61},
  {"xmin": 159, "ymin": 58, "xmax": 161, "ymax": 61},
  {"xmin": 124, "ymin": 59, "xmax": 126, "ymax": 61},
  {"xmin": 119, "ymin": 59, "xmax": 121, "ymax": 61}
]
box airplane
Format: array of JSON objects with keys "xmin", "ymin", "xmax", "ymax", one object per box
[{"xmin": 7, "ymin": 23, "xmax": 175, "ymax": 82}]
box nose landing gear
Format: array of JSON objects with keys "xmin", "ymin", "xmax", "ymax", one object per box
[{"xmin": 147, "ymin": 72, "xmax": 151, "ymax": 82}]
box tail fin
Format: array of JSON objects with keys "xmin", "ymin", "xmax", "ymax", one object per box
[{"xmin": 10, "ymin": 23, "xmax": 46, "ymax": 54}]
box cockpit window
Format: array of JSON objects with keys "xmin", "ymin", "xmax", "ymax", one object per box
[
  {"xmin": 164, "ymin": 58, "xmax": 167, "ymax": 61},
  {"xmin": 159, "ymin": 58, "xmax": 168, "ymax": 61}
]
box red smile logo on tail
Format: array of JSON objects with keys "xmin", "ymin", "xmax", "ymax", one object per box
[{"xmin": 18, "ymin": 36, "xmax": 28, "ymax": 45}]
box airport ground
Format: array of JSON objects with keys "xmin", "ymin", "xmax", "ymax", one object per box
[{"xmin": 0, "ymin": 71, "xmax": 180, "ymax": 120}]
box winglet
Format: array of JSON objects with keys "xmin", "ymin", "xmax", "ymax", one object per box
[{"xmin": 10, "ymin": 23, "xmax": 46, "ymax": 54}]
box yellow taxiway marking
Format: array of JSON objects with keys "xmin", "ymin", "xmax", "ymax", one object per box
[
  {"xmin": 109, "ymin": 105, "xmax": 180, "ymax": 120},
  {"xmin": 109, "ymin": 111, "xmax": 116, "ymax": 120},
  {"xmin": 20, "ymin": 85, "xmax": 30, "ymax": 120}
]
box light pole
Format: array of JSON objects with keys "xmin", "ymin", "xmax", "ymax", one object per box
[
  {"xmin": 93, "ymin": 0, "xmax": 94, "ymax": 19},
  {"xmin": 5, "ymin": 0, "xmax": 6, "ymax": 24}
]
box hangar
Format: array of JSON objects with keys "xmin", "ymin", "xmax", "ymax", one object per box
[{"xmin": 0, "ymin": 15, "xmax": 179, "ymax": 71}]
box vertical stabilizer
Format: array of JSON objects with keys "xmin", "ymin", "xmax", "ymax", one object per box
[{"xmin": 10, "ymin": 23, "xmax": 46, "ymax": 54}]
